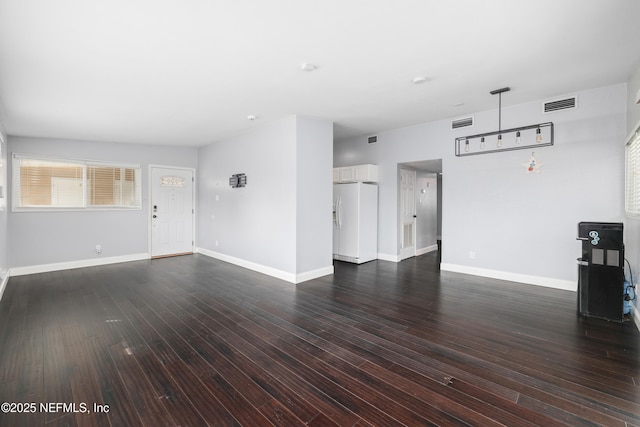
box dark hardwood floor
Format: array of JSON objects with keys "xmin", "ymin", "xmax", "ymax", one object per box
[{"xmin": 0, "ymin": 252, "xmax": 639, "ymax": 426}]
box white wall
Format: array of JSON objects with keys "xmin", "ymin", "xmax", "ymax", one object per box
[
  {"xmin": 198, "ymin": 116, "xmax": 298, "ymax": 274},
  {"xmin": 7, "ymin": 136, "xmax": 197, "ymax": 270},
  {"xmin": 0, "ymin": 122, "xmax": 8, "ymax": 290},
  {"xmin": 197, "ymin": 115, "xmax": 334, "ymax": 283},
  {"xmin": 625, "ymin": 64, "xmax": 640, "ymax": 321},
  {"xmin": 628, "ymin": 65, "xmax": 640, "ymax": 134},
  {"xmin": 335, "ymin": 84, "xmax": 627, "ymax": 290},
  {"xmin": 295, "ymin": 116, "xmax": 333, "ymax": 275}
]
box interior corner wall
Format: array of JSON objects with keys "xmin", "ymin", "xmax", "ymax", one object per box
[
  {"xmin": 7, "ymin": 136, "xmax": 198, "ymax": 270},
  {"xmin": 295, "ymin": 116, "xmax": 333, "ymax": 275},
  {"xmin": 624, "ymin": 64, "xmax": 640, "ymax": 320},
  {"xmin": 334, "ymin": 83, "xmax": 627, "ymax": 289},
  {"xmin": 628, "ymin": 65, "xmax": 640, "ymax": 133},
  {"xmin": 0, "ymin": 123, "xmax": 8, "ymax": 285},
  {"xmin": 197, "ymin": 116, "xmax": 299, "ymax": 276}
]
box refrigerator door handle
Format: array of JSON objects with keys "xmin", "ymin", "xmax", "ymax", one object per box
[{"xmin": 337, "ymin": 196, "xmax": 343, "ymax": 229}]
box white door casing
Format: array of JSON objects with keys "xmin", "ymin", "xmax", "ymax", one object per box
[
  {"xmin": 399, "ymin": 168, "xmax": 416, "ymax": 260},
  {"xmin": 150, "ymin": 166, "xmax": 195, "ymax": 258}
]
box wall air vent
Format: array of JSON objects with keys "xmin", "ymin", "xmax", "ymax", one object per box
[
  {"xmin": 368, "ymin": 136, "xmax": 378, "ymax": 144},
  {"xmin": 543, "ymin": 96, "xmax": 577, "ymax": 113},
  {"xmin": 451, "ymin": 116, "xmax": 474, "ymax": 129}
]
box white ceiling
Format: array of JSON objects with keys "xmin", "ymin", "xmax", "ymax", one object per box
[{"xmin": 1, "ymin": 0, "xmax": 639, "ymax": 147}]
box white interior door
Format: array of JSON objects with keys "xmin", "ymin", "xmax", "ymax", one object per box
[
  {"xmin": 400, "ymin": 168, "xmax": 416, "ymax": 260},
  {"xmin": 151, "ymin": 167, "xmax": 194, "ymax": 258}
]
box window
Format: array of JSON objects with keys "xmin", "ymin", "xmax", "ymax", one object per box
[
  {"xmin": 626, "ymin": 128, "xmax": 640, "ymax": 217},
  {"xmin": 12, "ymin": 154, "xmax": 142, "ymax": 211}
]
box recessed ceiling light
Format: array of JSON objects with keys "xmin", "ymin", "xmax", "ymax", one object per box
[
  {"xmin": 247, "ymin": 115, "xmax": 257, "ymax": 121},
  {"xmin": 300, "ymin": 63, "xmax": 318, "ymax": 72},
  {"xmin": 412, "ymin": 76, "xmax": 428, "ymax": 85}
]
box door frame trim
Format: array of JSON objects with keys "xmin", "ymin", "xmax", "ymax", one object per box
[{"xmin": 148, "ymin": 164, "xmax": 197, "ymax": 258}]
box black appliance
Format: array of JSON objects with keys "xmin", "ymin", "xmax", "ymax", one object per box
[{"xmin": 576, "ymin": 222, "xmax": 624, "ymax": 322}]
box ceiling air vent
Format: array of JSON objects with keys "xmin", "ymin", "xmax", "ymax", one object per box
[
  {"xmin": 368, "ymin": 136, "xmax": 378, "ymax": 144},
  {"xmin": 451, "ymin": 116, "xmax": 473, "ymax": 130},
  {"xmin": 543, "ymin": 96, "xmax": 577, "ymax": 113}
]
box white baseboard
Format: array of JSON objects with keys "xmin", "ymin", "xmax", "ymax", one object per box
[
  {"xmin": 296, "ymin": 265, "xmax": 335, "ymax": 284},
  {"xmin": 196, "ymin": 247, "xmax": 333, "ymax": 284},
  {"xmin": 379, "ymin": 245, "xmax": 438, "ymax": 262},
  {"xmin": 440, "ymin": 263, "xmax": 577, "ymax": 291},
  {"xmin": 416, "ymin": 244, "xmax": 438, "ymax": 256},
  {"xmin": 0, "ymin": 270, "xmax": 9, "ymax": 302},
  {"xmin": 377, "ymin": 253, "xmax": 400, "ymax": 262},
  {"xmin": 9, "ymin": 253, "xmax": 150, "ymax": 277}
]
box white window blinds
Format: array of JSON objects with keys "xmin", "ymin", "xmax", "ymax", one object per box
[
  {"xmin": 626, "ymin": 129, "xmax": 640, "ymax": 217},
  {"xmin": 12, "ymin": 154, "xmax": 142, "ymax": 211}
]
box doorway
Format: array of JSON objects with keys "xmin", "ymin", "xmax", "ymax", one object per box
[
  {"xmin": 398, "ymin": 159, "xmax": 442, "ymax": 262},
  {"xmin": 399, "ymin": 168, "xmax": 417, "ymax": 260},
  {"xmin": 150, "ymin": 166, "xmax": 195, "ymax": 258}
]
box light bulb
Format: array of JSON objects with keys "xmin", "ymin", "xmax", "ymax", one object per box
[
  {"xmin": 497, "ymin": 134, "xmax": 503, "ymax": 148},
  {"xmin": 480, "ymin": 137, "xmax": 485, "ymax": 149},
  {"xmin": 516, "ymin": 131, "xmax": 521, "ymax": 144},
  {"xmin": 536, "ymin": 128, "xmax": 542, "ymax": 143},
  {"xmin": 464, "ymin": 139, "xmax": 470, "ymax": 152}
]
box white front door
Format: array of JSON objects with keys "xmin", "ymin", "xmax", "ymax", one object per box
[
  {"xmin": 399, "ymin": 168, "xmax": 416, "ymax": 260},
  {"xmin": 150, "ymin": 167, "xmax": 194, "ymax": 258}
]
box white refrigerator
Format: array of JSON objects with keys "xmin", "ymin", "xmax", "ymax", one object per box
[{"xmin": 333, "ymin": 182, "xmax": 378, "ymax": 264}]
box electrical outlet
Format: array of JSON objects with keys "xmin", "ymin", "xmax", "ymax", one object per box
[
  {"xmin": 215, "ymin": 240, "xmax": 219, "ymax": 247},
  {"xmin": 469, "ymin": 251, "xmax": 476, "ymax": 260},
  {"xmin": 95, "ymin": 244, "xmax": 102, "ymax": 254}
]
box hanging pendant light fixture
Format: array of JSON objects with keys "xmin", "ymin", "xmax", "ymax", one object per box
[{"xmin": 455, "ymin": 87, "xmax": 554, "ymax": 156}]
